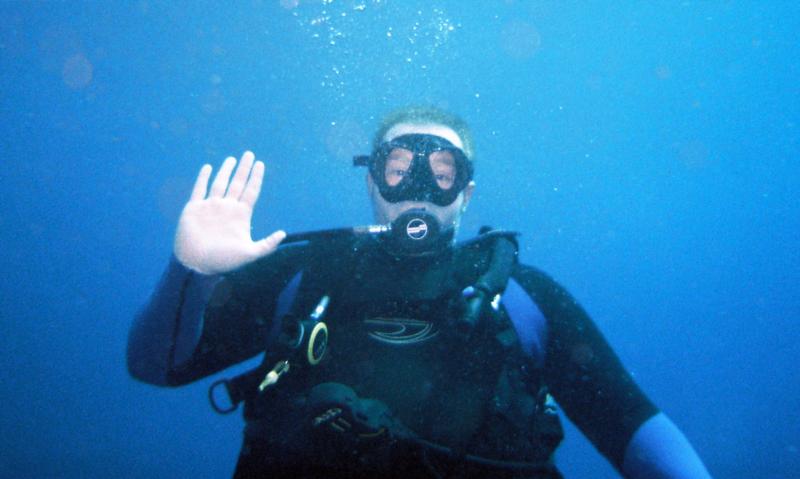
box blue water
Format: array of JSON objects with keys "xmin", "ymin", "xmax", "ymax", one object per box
[{"xmin": 1, "ymin": 1, "xmax": 798, "ymax": 477}]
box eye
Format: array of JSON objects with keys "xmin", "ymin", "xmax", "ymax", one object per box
[{"xmin": 433, "ymin": 173, "xmax": 455, "ymax": 189}]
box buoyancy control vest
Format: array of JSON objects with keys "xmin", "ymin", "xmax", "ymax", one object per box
[{"xmin": 211, "ymin": 230, "xmax": 564, "ymax": 477}]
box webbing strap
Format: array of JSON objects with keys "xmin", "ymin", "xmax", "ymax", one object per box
[{"xmin": 210, "ymin": 271, "xmax": 305, "ymax": 414}]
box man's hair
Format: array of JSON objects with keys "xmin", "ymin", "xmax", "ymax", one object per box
[{"xmin": 373, "ymin": 106, "xmax": 475, "ymax": 161}]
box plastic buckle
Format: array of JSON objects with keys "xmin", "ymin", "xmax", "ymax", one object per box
[{"xmin": 208, "ymin": 379, "xmax": 238, "ymax": 414}]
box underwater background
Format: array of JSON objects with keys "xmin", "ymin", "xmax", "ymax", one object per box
[{"xmin": 1, "ymin": 1, "xmax": 798, "ymax": 477}]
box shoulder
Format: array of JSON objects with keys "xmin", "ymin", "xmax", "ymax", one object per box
[
  {"xmin": 512, "ymin": 262, "xmax": 574, "ymax": 304},
  {"xmin": 510, "ymin": 262, "xmax": 593, "ymax": 340}
]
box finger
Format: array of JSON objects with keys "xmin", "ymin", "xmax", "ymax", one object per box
[
  {"xmin": 190, "ymin": 164, "xmax": 212, "ymax": 201},
  {"xmin": 253, "ymin": 230, "xmax": 287, "ymax": 258},
  {"xmin": 240, "ymin": 160, "xmax": 265, "ymax": 209},
  {"xmin": 209, "ymin": 157, "xmax": 237, "ymax": 198},
  {"xmin": 226, "ymin": 151, "xmax": 255, "ymax": 200}
]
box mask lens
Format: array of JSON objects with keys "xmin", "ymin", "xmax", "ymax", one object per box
[
  {"xmin": 384, "ymin": 148, "xmax": 413, "ymax": 187},
  {"xmin": 428, "ymin": 150, "xmax": 456, "ymax": 190}
]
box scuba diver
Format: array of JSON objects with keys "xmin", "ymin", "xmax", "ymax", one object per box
[{"xmin": 127, "ymin": 107, "xmax": 712, "ymax": 478}]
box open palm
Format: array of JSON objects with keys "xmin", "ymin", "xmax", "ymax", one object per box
[{"xmin": 174, "ymin": 151, "xmax": 285, "ymax": 275}]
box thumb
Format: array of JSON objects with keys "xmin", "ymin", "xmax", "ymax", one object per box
[{"xmin": 253, "ymin": 229, "xmax": 287, "ymax": 258}]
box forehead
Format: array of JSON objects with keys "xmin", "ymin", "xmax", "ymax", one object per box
[{"xmin": 383, "ymin": 123, "xmax": 464, "ymax": 149}]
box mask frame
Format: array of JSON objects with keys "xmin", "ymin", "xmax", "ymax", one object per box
[{"xmin": 354, "ymin": 133, "xmax": 473, "ymax": 207}]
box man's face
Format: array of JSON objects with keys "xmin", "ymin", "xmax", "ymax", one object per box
[{"xmin": 367, "ymin": 122, "xmax": 474, "ymax": 230}]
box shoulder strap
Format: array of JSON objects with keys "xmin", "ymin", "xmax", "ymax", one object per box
[
  {"xmin": 455, "ymin": 229, "xmax": 520, "ymax": 334},
  {"xmin": 457, "ymin": 228, "xmax": 548, "ymax": 364},
  {"xmin": 209, "ymin": 270, "xmax": 308, "ymax": 414}
]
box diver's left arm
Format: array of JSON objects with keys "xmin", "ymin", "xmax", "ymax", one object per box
[{"xmin": 513, "ymin": 265, "xmax": 711, "ymax": 478}]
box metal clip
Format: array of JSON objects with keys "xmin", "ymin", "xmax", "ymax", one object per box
[{"xmin": 258, "ymin": 360, "xmax": 290, "ymax": 392}]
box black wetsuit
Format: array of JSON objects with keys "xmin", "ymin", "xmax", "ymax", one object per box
[{"xmin": 139, "ymin": 236, "xmax": 657, "ymax": 478}]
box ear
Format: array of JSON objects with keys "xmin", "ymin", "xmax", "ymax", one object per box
[
  {"xmin": 366, "ymin": 172, "xmax": 375, "ymax": 193},
  {"xmin": 461, "ymin": 181, "xmax": 476, "ymax": 211}
]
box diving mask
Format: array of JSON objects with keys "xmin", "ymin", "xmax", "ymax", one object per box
[{"xmin": 354, "ymin": 133, "xmax": 473, "ymax": 207}]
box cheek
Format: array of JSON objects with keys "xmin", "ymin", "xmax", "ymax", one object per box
[
  {"xmin": 369, "ymin": 189, "xmax": 399, "ymax": 222},
  {"xmin": 430, "ymin": 196, "xmax": 465, "ymax": 226}
]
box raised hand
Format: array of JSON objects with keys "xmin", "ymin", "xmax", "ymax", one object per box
[{"xmin": 173, "ymin": 151, "xmax": 286, "ymax": 275}]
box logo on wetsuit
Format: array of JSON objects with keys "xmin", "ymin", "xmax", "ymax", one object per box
[{"xmin": 363, "ymin": 317, "xmax": 438, "ymax": 345}]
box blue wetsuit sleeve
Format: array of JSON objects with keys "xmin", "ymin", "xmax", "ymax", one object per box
[
  {"xmin": 622, "ymin": 412, "xmax": 712, "ymax": 479},
  {"xmin": 127, "ymin": 257, "xmax": 220, "ymax": 386}
]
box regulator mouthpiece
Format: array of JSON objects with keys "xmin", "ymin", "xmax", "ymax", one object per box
[{"xmin": 384, "ymin": 209, "xmax": 453, "ymax": 257}]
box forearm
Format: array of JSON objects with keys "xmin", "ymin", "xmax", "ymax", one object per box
[
  {"xmin": 127, "ymin": 257, "xmax": 220, "ymax": 386},
  {"xmin": 622, "ymin": 412, "xmax": 712, "ymax": 479}
]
